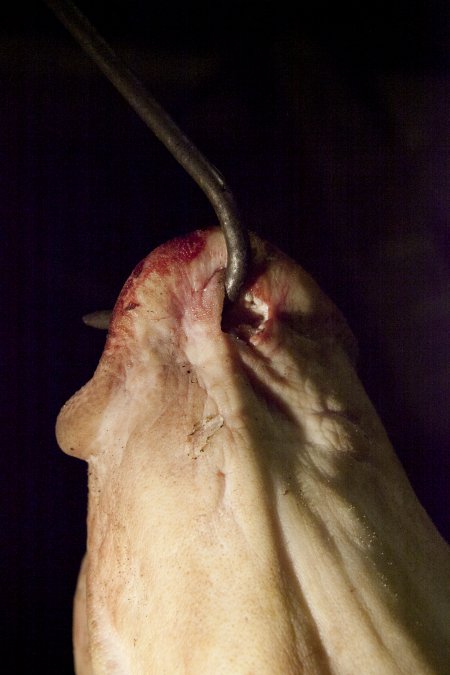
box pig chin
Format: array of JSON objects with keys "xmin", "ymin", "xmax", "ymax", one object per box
[{"xmin": 57, "ymin": 228, "xmax": 450, "ymax": 675}]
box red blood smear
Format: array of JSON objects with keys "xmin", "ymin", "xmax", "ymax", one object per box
[
  {"xmin": 132, "ymin": 259, "xmax": 145, "ymax": 278},
  {"xmin": 147, "ymin": 230, "xmax": 207, "ymax": 276},
  {"xmin": 123, "ymin": 230, "xmax": 207, "ymax": 297},
  {"xmin": 112, "ymin": 231, "xmax": 208, "ymax": 325}
]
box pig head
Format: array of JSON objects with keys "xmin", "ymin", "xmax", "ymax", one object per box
[{"xmin": 56, "ymin": 228, "xmax": 450, "ymax": 674}]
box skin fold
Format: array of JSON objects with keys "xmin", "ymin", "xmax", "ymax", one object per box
[{"xmin": 56, "ymin": 228, "xmax": 450, "ymax": 674}]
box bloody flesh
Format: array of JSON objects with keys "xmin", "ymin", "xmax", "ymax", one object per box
[{"xmin": 56, "ymin": 228, "xmax": 450, "ymax": 674}]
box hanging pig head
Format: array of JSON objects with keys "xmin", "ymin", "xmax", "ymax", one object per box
[{"xmin": 56, "ymin": 228, "xmax": 450, "ymax": 674}]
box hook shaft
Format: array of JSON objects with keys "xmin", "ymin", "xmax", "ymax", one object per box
[{"xmin": 44, "ymin": 0, "xmax": 248, "ymax": 301}]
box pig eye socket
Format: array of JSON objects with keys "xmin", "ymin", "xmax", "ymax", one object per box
[{"xmin": 221, "ymin": 293, "xmax": 269, "ymax": 340}]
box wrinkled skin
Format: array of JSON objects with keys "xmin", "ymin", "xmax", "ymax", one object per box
[{"xmin": 56, "ymin": 229, "xmax": 450, "ymax": 674}]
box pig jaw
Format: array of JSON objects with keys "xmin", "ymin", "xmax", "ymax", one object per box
[{"xmin": 57, "ymin": 229, "xmax": 450, "ymax": 674}]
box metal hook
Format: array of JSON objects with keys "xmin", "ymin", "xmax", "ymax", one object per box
[{"xmin": 44, "ymin": 0, "xmax": 249, "ymax": 302}]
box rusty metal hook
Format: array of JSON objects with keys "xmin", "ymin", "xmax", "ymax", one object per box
[{"xmin": 44, "ymin": 0, "xmax": 249, "ymax": 303}]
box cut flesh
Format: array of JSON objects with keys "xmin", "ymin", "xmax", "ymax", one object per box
[{"xmin": 56, "ymin": 228, "xmax": 450, "ymax": 674}]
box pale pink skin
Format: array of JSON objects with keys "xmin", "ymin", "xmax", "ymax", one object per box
[{"xmin": 56, "ymin": 228, "xmax": 450, "ymax": 674}]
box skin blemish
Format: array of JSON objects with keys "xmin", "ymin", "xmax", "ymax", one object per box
[{"xmin": 186, "ymin": 415, "xmax": 224, "ymax": 458}]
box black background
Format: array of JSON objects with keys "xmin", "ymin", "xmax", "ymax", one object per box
[{"xmin": 2, "ymin": 1, "xmax": 449, "ymax": 671}]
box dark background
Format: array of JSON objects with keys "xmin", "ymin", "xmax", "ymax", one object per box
[{"xmin": 2, "ymin": 1, "xmax": 449, "ymax": 671}]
